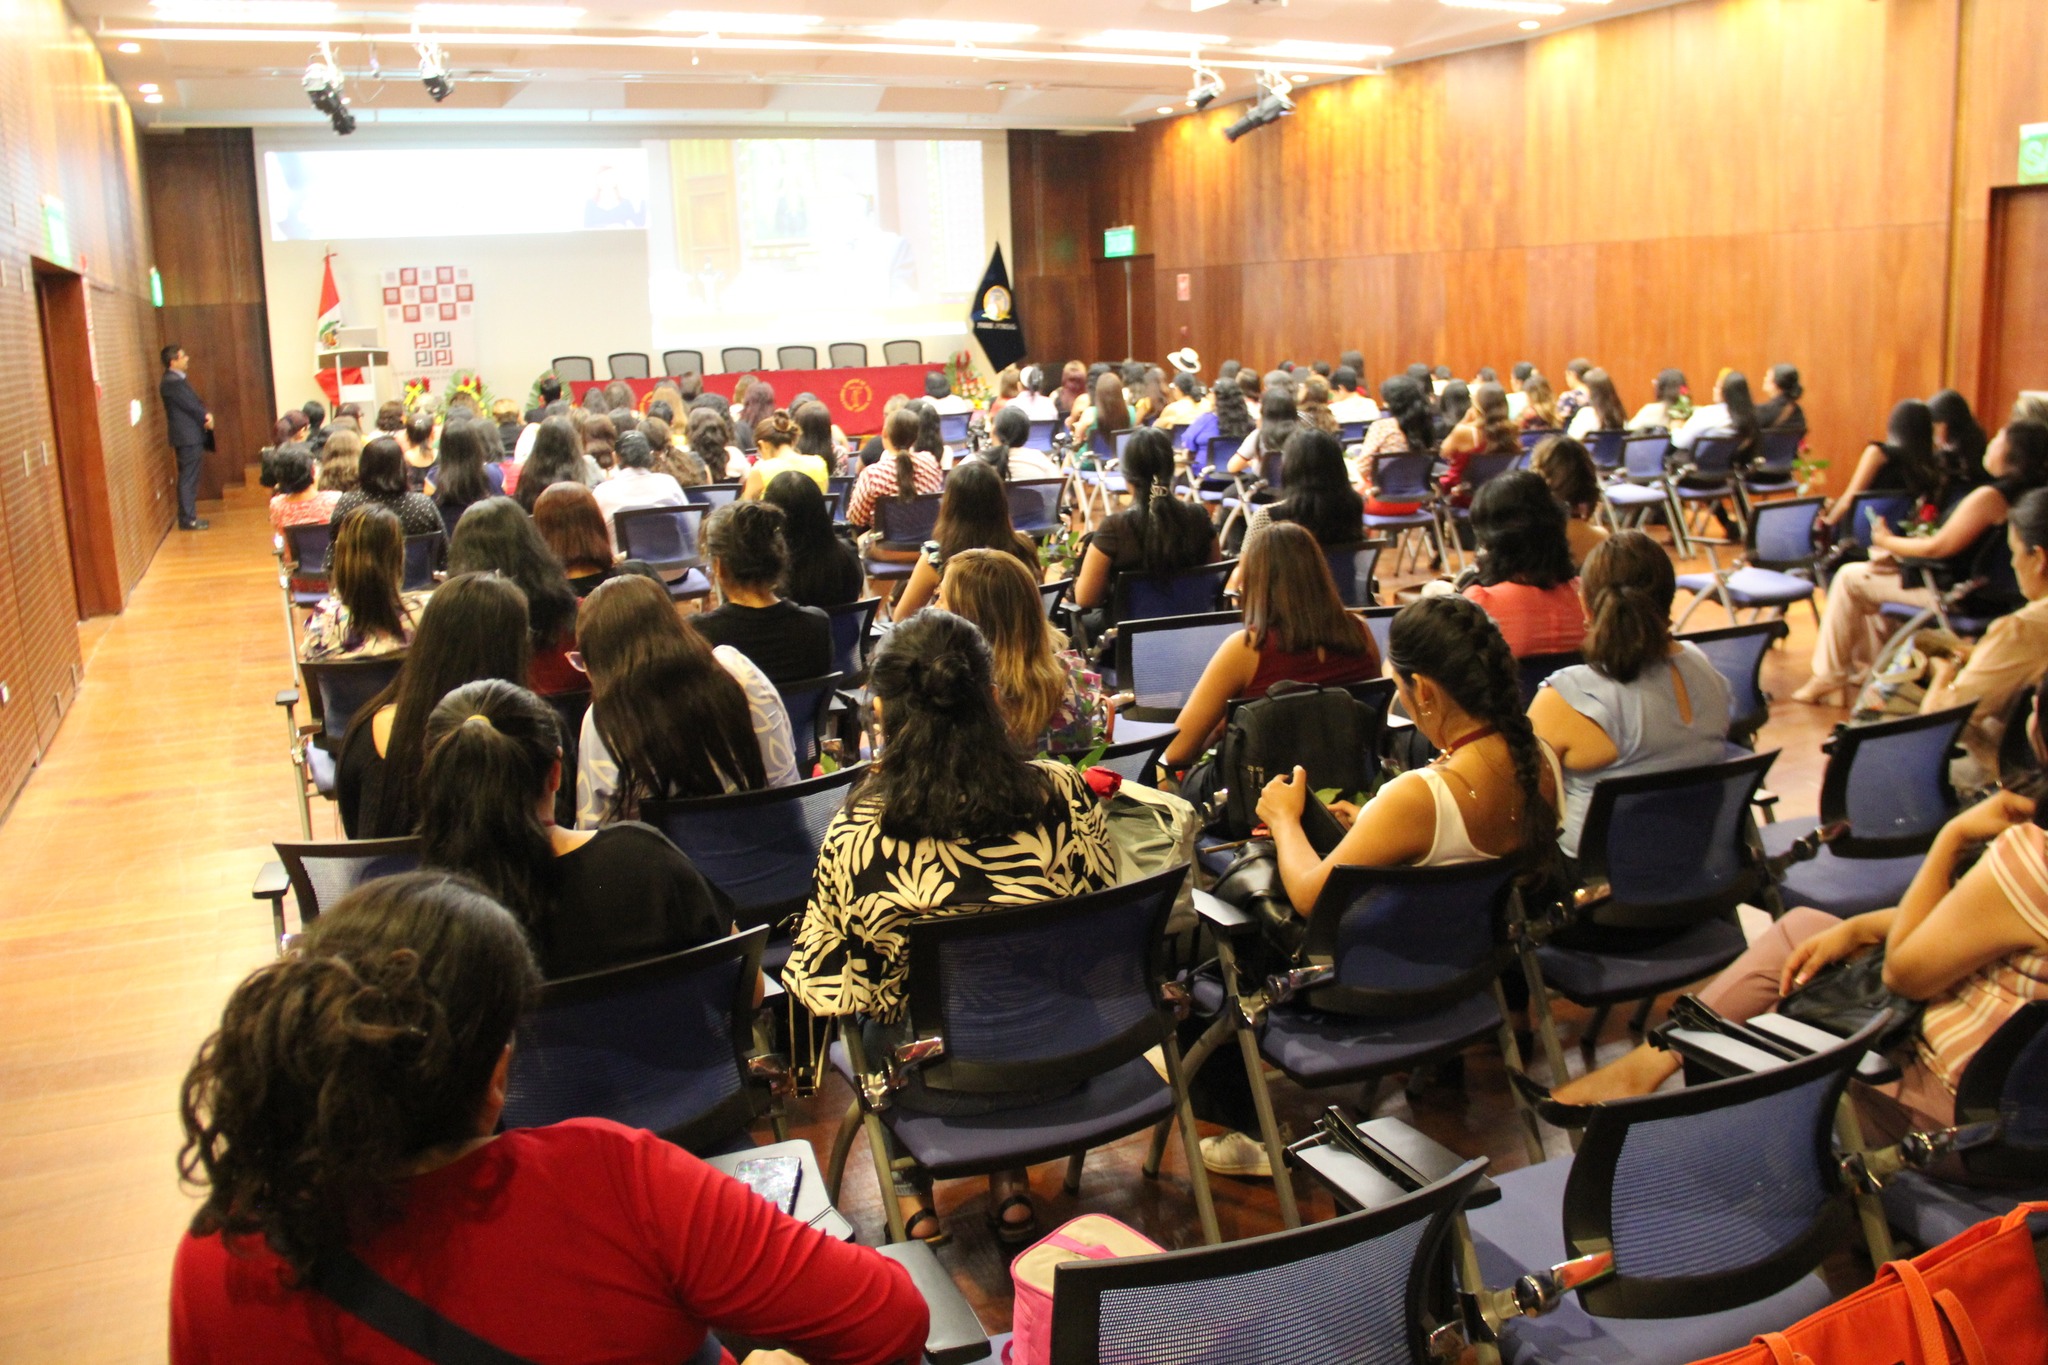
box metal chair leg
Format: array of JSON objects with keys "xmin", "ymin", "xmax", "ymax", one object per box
[
  {"xmin": 1835, "ymin": 1097, "xmax": 1897, "ymax": 1266},
  {"xmin": 1627, "ymin": 997, "xmax": 1656, "ymax": 1036},
  {"xmin": 826, "ymin": 1097, "xmax": 860, "ymax": 1201},
  {"xmin": 1234, "ymin": 1014, "xmax": 1301, "ymax": 1228},
  {"xmin": 1494, "ymin": 981, "xmax": 1549, "ymax": 1166},
  {"xmin": 1160, "ymin": 1033, "xmax": 1223, "ymax": 1245},
  {"xmin": 1062, "ymin": 1152, "xmax": 1085, "ymax": 1196},
  {"xmin": 862, "ymin": 1108, "xmax": 911, "ymax": 1244},
  {"xmin": 1580, "ymin": 1003, "xmax": 1612, "ymax": 1059},
  {"xmin": 1146, "ymin": 1011, "xmax": 1231, "ymax": 1177},
  {"xmin": 1452, "ymin": 1214, "xmax": 1506, "ymax": 1365}
]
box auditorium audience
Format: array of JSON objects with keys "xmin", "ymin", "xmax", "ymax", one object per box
[
  {"xmin": 401, "ymin": 410, "xmax": 438, "ymax": 491},
  {"xmin": 685, "ymin": 406, "xmax": 741, "ymax": 484},
  {"xmin": 892, "ymin": 459, "xmax": 1039, "ymax": 619},
  {"xmin": 735, "ymin": 379, "xmax": 777, "ymax": 449},
  {"xmin": 580, "ymin": 412, "xmax": 617, "ymax": 472},
  {"xmin": 316, "ymin": 429, "xmax": 361, "ymax": 494},
  {"xmin": 1055, "ymin": 359, "xmax": 1089, "ymax": 418},
  {"xmin": 1232, "ymin": 428, "xmax": 1367, "ymax": 598},
  {"xmin": 1628, "ymin": 368, "xmax": 1692, "ymax": 431},
  {"xmin": 1296, "ymin": 374, "xmax": 1339, "ymax": 435},
  {"xmin": 739, "ymin": 410, "xmax": 828, "ymax": 498},
  {"xmin": 1528, "ymin": 531, "xmax": 1731, "ymax": 857},
  {"xmin": 940, "ymin": 548, "xmax": 1109, "ymax": 753},
  {"xmin": 782, "ymin": 610, "xmax": 1118, "ymax": 1241},
  {"xmin": 300, "ymin": 505, "xmax": 425, "ymax": 662},
  {"xmin": 1517, "ymin": 373, "xmax": 1562, "ymax": 433},
  {"xmin": 1531, "ymin": 434, "xmax": 1610, "ymax": 568},
  {"xmin": 1129, "ymin": 366, "xmax": 1170, "ymax": 427},
  {"xmin": 1356, "ymin": 374, "xmax": 1439, "ymax": 515},
  {"xmin": 1757, "ymin": 364, "xmax": 1806, "ymax": 432},
  {"xmin": 846, "ymin": 407, "xmax": 942, "ymax": 533},
  {"xmin": 1328, "ymin": 366, "xmax": 1377, "ymax": 423},
  {"xmin": 329, "ymin": 436, "xmax": 445, "ymax": 538},
  {"xmin": 1565, "ymin": 367, "xmax": 1629, "ymax": 440},
  {"xmin": 430, "ymin": 418, "xmax": 507, "ymax": 529},
  {"xmin": 1438, "ymin": 380, "xmax": 1518, "ymax": 507},
  {"xmin": 1930, "ymin": 388, "xmax": 1992, "ymax": 494},
  {"xmin": 1555, "ymin": 358, "xmax": 1592, "ymax": 428},
  {"xmin": 447, "ymin": 496, "xmax": 583, "ymax": 696},
  {"xmin": 1671, "ymin": 369, "xmax": 1760, "ymax": 463},
  {"xmin": 791, "ymin": 398, "xmax": 843, "ymax": 470},
  {"xmin": 531, "ymin": 483, "xmax": 624, "ymax": 598},
  {"xmin": 593, "ymin": 430, "xmax": 686, "ymax": 542},
  {"xmin": 336, "ymin": 573, "xmax": 531, "ymax": 838},
  {"xmin": 1436, "ymin": 380, "xmax": 1471, "ymax": 432},
  {"xmin": 1156, "ymin": 371, "xmax": 1204, "ymax": 429},
  {"xmin": 924, "ymin": 370, "xmax": 973, "ymax": 418},
  {"xmin": 515, "ymin": 417, "xmax": 592, "ymax": 514},
  {"xmin": 1072, "ymin": 428, "xmax": 1219, "ymax": 618},
  {"xmin": 572, "ymin": 576, "xmax": 796, "ymax": 830},
  {"xmin": 762, "ymin": 472, "xmax": 863, "ymax": 609},
  {"xmin": 1461, "ymin": 470, "xmax": 1588, "ymax": 658},
  {"xmin": 266, "ymin": 446, "xmax": 338, "ymax": 535},
  {"xmin": 977, "ymin": 405, "xmax": 1062, "ymax": 481},
  {"xmin": 1180, "ymin": 376, "xmax": 1252, "ymax": 470},
  {"xmin": 1505, "ymin": 362, "xmax": 1534, "ymax": 420},
  {"xmin": 1230, "ymin": 384, "xmax": 1299, "ymax": 475},
  {"xmin": 1822, "ymin": 397, "xmax": 1942, "ymax": 530},
  {"xmin": 692, "ymin": 501, "xmax": 833, "ymax": 684},
  {"xmin": 1070, "ymin": 371, "xmax": 1131, "ymax": 451}
]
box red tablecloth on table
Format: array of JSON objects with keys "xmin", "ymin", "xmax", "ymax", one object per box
[{"xmin": 573, "ymin": 363, "xmax": 937, "ymax": 436}]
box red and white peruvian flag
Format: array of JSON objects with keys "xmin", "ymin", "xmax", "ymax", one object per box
[{"xmin": 314, "ymin": 249, "xmax": 362, "ymax": 406}]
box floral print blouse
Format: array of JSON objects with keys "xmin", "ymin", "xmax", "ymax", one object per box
[
  {"xmin": 1041, "ymin": 650, "xmax": 1111, "ymax": 755},
  {"xmin": 781, "ymin": 760, "xmax": 1117, "ymax": 1021}
]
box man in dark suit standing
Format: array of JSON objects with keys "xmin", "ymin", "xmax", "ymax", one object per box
[{"xmin": 159, "ymin": 343, "xmax": 212, "ymax": 530}]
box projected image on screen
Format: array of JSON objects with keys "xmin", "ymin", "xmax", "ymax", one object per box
[
  {"xmin": 264, "ymin": 147, "xmax": 648, "ymax": 241},
  {"xmin": 646, "ymin": 136, "xmax": 986, "ymax": 351}
]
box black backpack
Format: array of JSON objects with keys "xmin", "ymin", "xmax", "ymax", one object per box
[{"xmin": 1214, "ymin": 679, "xmax": 1393, "ymax": 841}]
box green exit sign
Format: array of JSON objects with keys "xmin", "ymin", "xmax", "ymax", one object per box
[
  {"xmin": 2022, "ymin": 123, "xmax": 2048, "ymax": 185},
  {"xmin": 1103, "ymin": 225, "xmax": 1137, "ymax": 259}
]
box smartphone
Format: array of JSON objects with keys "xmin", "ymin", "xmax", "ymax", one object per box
[
  {"xmin": 731, "ymin": 1154, "xmax": 803, "ymax": 1215},
  {"xmin": 1299, "ymin": 790, "xmax": 1347, "ymax": 860}
]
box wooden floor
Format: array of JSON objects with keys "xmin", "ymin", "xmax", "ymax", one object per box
[{"xmin": 0, "ymin": 480, "xmax": 1848, "ymax": 1360}]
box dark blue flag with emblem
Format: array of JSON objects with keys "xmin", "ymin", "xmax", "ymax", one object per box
[{"xmin": 969, "ymin": 245, "xmax": 1027, "ymax": 371}]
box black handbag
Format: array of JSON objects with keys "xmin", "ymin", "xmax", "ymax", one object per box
[{"xmin": 1776, "ymin": 948, "xmax": 1924, "ymax": 1056}]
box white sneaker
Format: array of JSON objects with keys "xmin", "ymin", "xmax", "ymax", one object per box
[{"xmin": 1200, "ymin": 1130, "xmax": 1272, "ymax": 1178}]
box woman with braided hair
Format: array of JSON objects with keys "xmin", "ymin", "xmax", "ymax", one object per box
[{"xmin": 1071, "ymin": 425, "xmax": 1218, "ymax": 622}]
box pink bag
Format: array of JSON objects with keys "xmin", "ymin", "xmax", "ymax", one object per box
[{"xmin": 1004, "ymin": 1215, "xmax": 1164, "ymax": 1365}]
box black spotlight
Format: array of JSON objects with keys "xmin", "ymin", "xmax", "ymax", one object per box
[
  {"xmin": 417, "ymin": 38, "xmax": 454, "ymax": 102},
  {"xmin": 1221, "ymin": 69, "xmax": 1293, "ymax": 142},
  {"xmin": 1187, "ymin": 64, "xmax": 1222, "ymax": 110}
]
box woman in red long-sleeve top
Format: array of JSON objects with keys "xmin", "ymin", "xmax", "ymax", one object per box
[{"xmin": 170, "ymin": 871, "xmax": 927, "ymax": 1365}]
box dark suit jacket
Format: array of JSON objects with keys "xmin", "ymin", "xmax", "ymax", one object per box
[{"xmin": 160, "ymin": 370, "xmax": 208, "ymax": 448}]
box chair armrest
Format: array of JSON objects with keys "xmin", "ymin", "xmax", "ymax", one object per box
[
  {"xmin": 1192, "ymin": 888, "xmax": 1253, "ymax": 934},
  {"xmin": 275, "ymin": 688, "xmax": 300, "ymax": 708},
  {"xmin": 1289, "ymin": 1110, "xmax": 1500, "ymax": 1212},
  {"xmin": 759, "ymin": 972, "xmax": 786, "ymax": 1004},
  {"xmin": 252, "ymin": 860, "xmax": 289, "ymax": 903},
  {"xmin": 871, "ymin": 1240, "xmax": 991, "ymax": 1365},
  {"xmin": 1749, "ymin": 1014, "xmax": 1902, "ymax": 1085},
  {"xmin": 1655, "ymin": 1026, "xmax": 1788, "ymax": 1079}
]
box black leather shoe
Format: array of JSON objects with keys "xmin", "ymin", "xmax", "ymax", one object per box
[{"xmin": 179, "ymin": 518, "xmax": 210, "ymax": 530}]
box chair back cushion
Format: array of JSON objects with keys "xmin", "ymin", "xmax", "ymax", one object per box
[
  {"xmin": 1578, "ymin": 750, "xmax": 1777, "ymax": 932},
  {"xmin": 643, "ymin": 766, "xmax": 865, "ymax": 929}
]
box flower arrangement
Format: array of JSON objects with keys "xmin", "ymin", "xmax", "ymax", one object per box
[
  {"xmin": 946, "ymin": 349, "xmax": 993, "ymax": 408},
  {"xmin": 402, "ymin": 377, "xmax": 431, "ymax": 410},
  {"xmin": 448, "ymin": 369, "xmax": 493, "ymax": 411},
  {"xmin": 528, "ymin": 369, "xmax": 560, "ymax": 411}
]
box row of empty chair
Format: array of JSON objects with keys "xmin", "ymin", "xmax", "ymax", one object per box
[{"xmin": 555, "ymin": 341, "xmax": 927, "ymax": 383}]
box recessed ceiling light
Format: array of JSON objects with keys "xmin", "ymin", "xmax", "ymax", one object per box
[
  {"xmin": 1094, "ymin": 29, "xmax": 1228, "ymax": 48},
  {"xmin": 1190, "ymin": 0, "xmax": 1229, "ymax": 11},
  {"xmin": 1438, "ymin": 0, "xmax": 1565, "ymax": 13},
  {"xmin": 143, "ymin": 92, "xmax": 165, "ymax": 102},
  {"xmin": 138, "ymin": 81, "xmax": 159, "ymax": 92},
  {"xmin": 660, "ymin": 9, "xmax": 818, "ymax": 32},
  {"xmin": 413, "ymin": 4, "xmax": 584, "ymax": 26},
  {"xmin": 1249, "ymin": 39, "xmax": 1391, "ymax": 61},
  {"xmin": 1519, "ymin": 19, "xmax": 1540, "ymax": 28},
  {"xmin": 148, "ymin": 0, "xmax": 338, "ymax": 21},
  {"xmin": 1155, "ymin": 104, "xmax": 1174, "ymax": 114},
  {"xmin": 117, "ymin": 40, "xmax": 142, "ymax": 52},
  {"xmin": 877, "ymin": 19, "xmax": 1038, "ymax": 42},
  {"xmin": 1289, "ymin": 72, "xmax": 1308, "ymax": 82}
]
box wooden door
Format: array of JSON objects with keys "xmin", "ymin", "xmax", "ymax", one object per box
[{"xmin": 1981, "ymin": 186, "xmax": 2048, "ymax": 414}]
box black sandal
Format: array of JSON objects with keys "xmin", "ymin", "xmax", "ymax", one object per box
[
  {"xmin": 986, "ymin": 1193, "xmax": 1038, "ymax": 1246},
  {"xmin": 902, "ymin": 1204, "xmax": 950, "ymax": 1247}
]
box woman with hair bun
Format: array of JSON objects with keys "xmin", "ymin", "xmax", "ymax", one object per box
[
  {"xmin": 1071, "ymin": 426, "xmax": 1219, "ymax": 621},
  {"xmin": 170, "ymin": 871, "xmax": 929, "ymax": 1365},
  {"xmin": 739, "ymin": 408, "xmax": 829, "ymax": 498},
  {"xmin": 783, "ymin": 610, "xmax": 1117, "ymax": 1243},
  {"xmin": 692, "ymin": 500, "xmax": 834, "ymax": 684},
  {"xmin": 1528, "ymin": 530, "xmax": 1731, "ymax": 858}
]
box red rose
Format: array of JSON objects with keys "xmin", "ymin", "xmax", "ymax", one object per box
[{"xmin": 1083, "ymin": 766, "xmax": 1124, "ymax": 800}]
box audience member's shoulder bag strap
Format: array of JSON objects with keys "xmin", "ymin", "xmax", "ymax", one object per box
[{"xmin": 312, "ymin": 1249, "xmax": 732, "ymax": 1365}]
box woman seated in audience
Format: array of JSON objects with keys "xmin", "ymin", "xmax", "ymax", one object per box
[
  {"xmin": 1356, "ymin": 374, "xmax": 1439, "ymax": 516},
  {"xmin": 1518, "ymin": 373, "xmax": 1562, "ymax": 433},
  {"xmin": 330, "ymin": 436, "xmax": 445, "ymax": 537},
  {"xmin": 1461, "ymin": 470, "xmax": 1588, "ymax": 658},
  {"xmin": 400, "ymin": 410, "xmax": 437, "ymax": 491},
  {"xmin": 735, "ymin": 380, "xmax": 776, "ymax": 453},
  {"xmin": 940, "ymin": 548, "xmax": 1109, "ymax": 753},
  {"xmin": 430, "ymin": 418, "xmax": 506, "ymax": 529},
  {"xmin": 1671, "ymin": 369, "xmax": 1760, "ymax": 460},
  {"xmin": 850, "ymin": 394, "xmax": 909, "ymax": 472},
  {"xmin": 1821, "ymin": 397, "xmax": 1943, "ymax": 531},
  {"xmin": 1072, "ymin": 427, "xmax": 1219, "ymax": 621},
  {"xmin": 1229, "ymin": 428, "xmax": 1366, "ymax": 595},
  {"xmin": 1528, "ymin": 530, "xmax": 1730, "ymax": 860},
  {"xmin": 1930, "ymin": 388, "xmax": 1992, "ymax": 494},
  {"xmin": 1628, "ymin": 368, "xmax": 1692, "ymax": 432},
  {"xmin": 738, "ymin": 410, "xmax": 828, "ymax": 498},
  {"xmin": 171, "ymin": 872, "xmax": 928, "ymax": 1365},
  {"xmin": 580, "ymin": 412, "xmax": 617, "ymax": 474},
  {"xmin": 1558, "ymin": 684, "xmax": 2048, "ymax": 1140},
  {"xmin": 491, "ymin": 394, "xmax": 523, "ymax": 452},
  {"xmin": 762, "ymin": 472, "xmax": 863, "ymax": 609},
  {"xmin": 1161, "ymin": 521, "xmax": 1382, "ymax": 779},
  {"xmin": 1531, "ymin": 434, "xmax": 1610, "ymax": 568},
  {"xmin": 514, "ymin": 417, "xmax": 591, "ymax": 514},
  {"xmin": 846, "ymin": 407, "xmax": 943, "ymax": 536},
  {"xmin": 684, "ymin": 406, "xmax": 741, "ymax": 484},
  {"xmin": 1757, "ymin": 363, "xmax": 1806, "ymax": 432},
  {"xmin": 783, "ymin": 611, "xmax": 1119, "ymax": 1242},
  {"xmin": 301, "ymin": 505, "xmax": 426, "ymax": 662},
  {"xmin": 910, "ymin": 401, "xmax": 946, "ymax": 467},
  {"xmin": 1157, "ymin": 371, "xmax": 1205, "ymax": 431},
  {"xmin": 1797, "ymin": 419, "xmax": 2048, "ymax": 704},
  {"xmin": 448, "ymin": 496, "xmax": 583, "ymax": 697},
  {"xmin": 1228, "ymin": 384, "xmax": 1298, "ymax": 475},
  {"xmin": 1130, "ymin": 366, "xmax": 1170, "ymax": 428},
  {"xmin": 1920, "ymin": 489, "xmax": 2048, "ymax": 789},
  {"xmin": 337, "ymin": 573, "xmax": 531, "ymax": 838},
  {"xmin": 1180, "ymin": 377, "xmax": 1252, "ymax": 471},
  {"xmin": 1565, "ymin": 367, "xmax": 1629, "ymax": 440},
  {"xmin": 266, "ymin": 446, "xmax": 338, "ymax": 535},
  {"xmin": 793, "ymin": 395, "xmax": 849, "ymax": 464},
  {"xmin": 892, "ymin": 460, "xmax": 1039, "ymax": 619},
  {"xmin": 416, "ymin": 680, "xmax": 728, "ymax": 980},
  {"xmin": 692, "ymin": 501, "xmax": 834, "ymax": 684},
  {"xmin": 532, "ymin": 482, "xmax": 624, "ymax": 598},
  {"xmin": 574, "ymin": 576, "xmax": 795, "ymax": 829},
  {"xmin": 1438, "ymin": 380, "xmax": 1519, "ymax": 508},
  {"xmin": 1069, "ymin": 371, "xmax": 1131, "ymax": 452},
  {"xmin": 975, "ymin": 405, "xmax": 1062, "ymax": 482},
  {"xmin": 1436, "ymin": 379, "xmax": 1471, "ymax": 432},
  {"xmin": 1296, "ymin": 374, "xmax": 1339, "ymax": 435},
  {"xmin": 316, "ymin": 429, "xmax": 361, "ymax": 494}
]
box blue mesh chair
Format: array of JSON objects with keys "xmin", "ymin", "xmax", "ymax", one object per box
[
  {"xmin": 1602, "ymin": 433, "xmax": 1675, "ymax": 537},
  {"xmin": 720, "ymin": 346, "xmax": 764, "ymax": 373},
  {"xmin": 1519, "ymin": 428, "xmax": 1565, "ymax": 455},
  {"xmin": 1840, "ymin": 492, "xmax": 1914, "ymax": 552},
  {"xmin": 826, "ymin": 866, "xmax": 1220, "ymax": 1245},
  {"xmin": 1583, "ymin": 429, "xmax": 1626, "ymax": 475},
  {"xmin": 1113, "ymin": 560, "xmax": 1236, "ymax": 627},
  {"xmin": 612, "ymin": 505, "xmax": 711, "ymax": 602},
  {"xmin": 1534, "ymin": 751, "xmax": 1778, "ymax": 1058},
  {"xmin": 826, "ymin": 342, "xmax": 867, "ymax": 368},
  {"xmin": 1874, "ymin": 539, "xmax": 2022, "ymax": 650},
  {"xmin": 1023, "ymin": 418, "xmax": 1058, "ymax": 452},
  {"xmin": 551, "ymin": 355, "xmax": 595, "ymax": 384},
  {"xmin": 864, "ymin": 493, "xmax": 944, "ymax": 582},
  {"xmin": 1743, "ymin": 427, "xmax": 1804, "ymax": 498},
  {"xmin": 503, "ymin": 926, "xmax": 768, "ymax": 1155},
  {"xmin": 1008, "ymin": 477, "xmax": 1070, "ymax": 536},
  {"xmin": 1673, "ymin": 496, "xmax": 1823, "ymax": 631},
  {"xmin": 282, "ymin": 522, "xmax": 334, "ymax": 607},
  {"xmin": 1665, "ymin": 434, "xmax": 1747, "ymax": 556},
  {"xmin": 1218, "ymin": 450, "xmax": 1283, "ymax": 543},
  {"xmin": 684, "ymin": 482, "xmax": 743, "ymax": 511},
  {"xmin": 1759, "ymin": 703, "xmax": 1975, "ymax": 915},
  {"xmin": 282, "ymin": 655, "xmax": 406, "ymax": 835},
  {"xmin": 1439, "ymin": 452, "xmax": 1520, "ymax": 568},
  {"xmin": 607, "ymin": 352, "xmax": 651, "ymax": 379},
  {"xmin": 662, "ymin": 348, "xmax": 706, "ymax": 378},
  {"xmin": 773, "ymin": 671, "xmax": 846, "ymax": 772},
  {"xmin": 1467, "ymin": 1018, "xmax": 1883, "ymax": 1362},
  {"xmin": 1032, "ymin": 1160, "xmax": 1488, "ymax": 1365},
  {"xmin": 1516, "ymin": 651, "xmax": 1584, "ymax": 708},
  {"xmin": 1677, "ymin": 620, "xmax": 1789, "ymax": 748},
  {"xmin": 825, "ymin": 475, "xmax": 855, "ymax": 523},
  {"xmin": 1055, "ymin": 730, "xmax": 1177, "ymax": 785},
  {"xmin": 250, "ymin": 836, "xmax": 420, "ymax": 950},
  {"xmin": 1076, "ymin": 430, "xmax": 1134, "ymax": 518},
  {"xmin": 1113, "ymin": 611, "xmax": 1242, "ymax": 745},
  {"xmin": 821, "ymin": 597, "xmax": 881, "ymax": 688},
  {"xmin": 1880, "ymin": 1002, "xmax": 2048, "ymax": 1247},
  {"xmin": 1184, "ymin": 861, "xmax": 1557, "ymax": 1226},
  {"xmin": 882, "ymin": 339, "xmax": 923, "ymax": 365},
  {"xmin": 402, "ymin": 532, "xmax": 443, "ymax": 591},
  {"xmin": 1323, "ymin": 540, "xmax": 1384, "ymax": 608},
  {"xmin": 1360, "ymin": 604, "xmax": 1400, "ymax": 662},
  {"xmin": 937, "ymin": 411, "xmax": 972, "ymax": 448},
  {"xmin": 776, "ymin": 344, "xmax": 818, "ymax": 370}
]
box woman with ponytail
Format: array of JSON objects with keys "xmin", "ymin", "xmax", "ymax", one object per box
[
  {"xmin": 783, "ymin": 610, "xmax": 1117, "ymax": 1244},
  {"xmin": 1356, "ymin": 373, "xmax": 1439, "ymax": 515},
  {"xmin": 416, "ymin": 679, "xmax": 726, "ymax": 979},
  {"xmin": 845, "ymin": 404, "xmax": 941, "ymax": 534},
  {"xmin": 1528, "ymin": 530, "xmax": 1730, "ymax": 858},
  {"xmin": 171, "ymin": 873, "xmax": 929, "ymax": 1364},
  {"xmin": 1071, "ymin": 426, "xmax": 1218, "ymax": 616}
]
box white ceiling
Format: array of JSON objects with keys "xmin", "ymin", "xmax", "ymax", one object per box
[{"xmin": 91, "ymin": 0, "xmax": 1681, "ymax": 131}]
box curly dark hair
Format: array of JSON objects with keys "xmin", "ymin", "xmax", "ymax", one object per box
[
  {"xmin": 178, "ymin": 872, "xmax": 539, "ymax": 1280},
  {"xmin": 1470, "ymin": 470, "xmax": 1577, "ymax": 591},
  {"xmin": 703, "ymin": 499, "xmax": 789, "ymax": 591}
]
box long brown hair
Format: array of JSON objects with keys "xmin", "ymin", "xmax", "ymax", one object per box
[
  {"xmin": 1091, "ymin": 372, "xmax": 1131, "ymax": 435},
  {"xmin": 1241, "ymin": 522, "xmax": 1375, "ymax": 662},
  {"xmin": 532, "ymin": 481, "xmax": 614, "ymax": 574},
  {"xmin": 1580, "ymin": 529, "xmax": 1675, "ymax": 683},
  {"xmin": 330, "ymin": 503, "xmax": 409, "ymax": 642},
  {"xmin": 941, "ymin": 548, "xmax": 1068, "ymax": 747},
  {"xmin": 1582, "ymin": 367, "xmax": 1627, "ymax": 430},
  {"xmin": 578, "ymin": 575, "xmax": 766, "ymax": 816},
  {"xmin": 1471, "ymin": 381, "xmax": 1517, "ymax": 454},
  {"xmin": 934, "ymin": 460, "xmax": 1037, "ymax": 569},
  {"xmin": 1521, "ymin": 373, "xmax": 1560, "ymax": 429}
]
